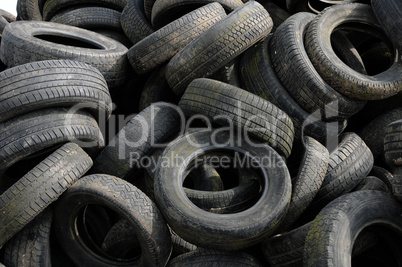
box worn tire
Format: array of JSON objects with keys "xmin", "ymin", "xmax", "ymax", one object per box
[
  {"xmin": 278, "ymin": 137, "xmax": 329, "ymax": 231},
  {"xmin": 120, "ymin": 0, "xmax": 154, "ymax": 45},
  {"xmin": 155, "ymin": 130, "xmax": 292, "ymax": 250},
  {"xmin": 305, "ymin": 3, "xmax": 402, "ymax": 100},
  {"xmin": 179, "ymin": 78, "xmax": 295, "ymax": 158},
  {"xmin": 0, "ymin": 143, "xmax": 92, "ymax": 248},
  {"xmin": 384, "ymin": 119, "xmax": 402, "ymax": 168},
  {"xmin": 138, "ymin": 65, "xmax": 180, "ymax": 111},
  {"xmin": 42, "ymin": 0, "xmax": 128, "ymax": 21},
  {"xmin": 166, "ymin": 1, "xmax": 273, "ymax": 95},
  {"xmin": 4, "ymin": 208, "xmax": 53, "ymax": 267},
  {"xmin": 310, "ymin": 132, "xmax": 374, "ymax": 211},
  {"xmin": 240, "ymin": 35, "xmax": 347, "ymax": 142},
  {"xmin": 0, "ymin": 60, "xmax": 112, "ymax": 123},
  {"xmin": 168, "ymin": 249, "xmax": 263, "ymax": 266},
  {"xmin": 359, "ymin": 108, "xmax": 402, "ymax": 160},
  {"xmin": 16, "ymin": 0, "xmax": 42, "ymax": 20},
  {"xmin": 371, "ymin": 0, "xmax": 402, "ymax": 50},
  {"xmin": 0, "ymin": 21, "xmax": 128, "ymax": 88},
  {"xmin": 49, "ymin": 6, "xmax": 122, "ymax": 32},
  {"xmin": 54, "ymin": 174, "xmax": 172, "ymax": 267},
  {"xmin": 304, "ymin": 191, "xmax": 402, "ymax": 266},
  {"xmin": 270, "ymin": 12, "xmax": 366, "ymax": 119},
  {"xmin": 0, "ymin": 108, "xmax": 103, "ymax": 183},
  {"xmin": 128, "ymin": 2, "xmax": 226, "ymax": 75},
  {"xmin": 151, "ymin": 0, "xmax": 243, "ymax": 29},
  {"xmin": 91, "ymin": 102, "xmax": 181, "ymax": 179}
]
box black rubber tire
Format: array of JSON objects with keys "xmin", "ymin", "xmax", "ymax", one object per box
[
  {"xmin": 331, "ymin": 30, "xmax": 366, "ymax": 74},
  {"xmin": 0, "ymin": 60, "xmax": 112, "ymax": 123},
  {"xmin": 310, "ymin": 132, "xmax": 374, "ymax": 211},
  {"xmin": 54, "ymin": 174, "xmax": 172, "ymax": 267},
  {"xmin": 42, "ymin": 0, "xmax": 128, "ymax": 21},
  {"xmin": 304, "ymin": 191, "xmax": 402, "ymax": 266},
  {"xmin": 150, "ymin": 0, "xmax": 243, "ymax": 29},
  {"xmin": 101, "ymin": 219, "xmax": 140, "ymax": 258},
  {"xmin": 392, "ymin": 168, "xmax": 402, "ymax": 202},
  {"xmin": 120, "ymin": 0, "xmax": 154, "ymax": 45},
  {"xmin": 305, "ymin": 3, "xmax": 402, "ymax": 100},
  {"xmin": 240, "ymin": 35, "xmax": 347, "ymax": 142},
  {"xmin": 262, "ymin": 220, "xmax": 379, "ymax": 266},
  {"xmin": 259, "ymin": 0, "xmax": 290, "ymax": 30},
  {"xmin": 16, "ymin": 0, "xmax": 42, "ymax": 20},
  {"xmin": 0, "ymin": 16, "xmax": 9, "ymax": 36},
  {"xmin": 49, "ymin": 7, "xmax": 122, "ymax": 32},
  {"xmin": 369, "ymin": 166, "xmax": 394, "ymax": 192},
  {"xmin": 138, "ymin": 65, "xmax": 180, "ymax": 111},
  {"xmin": 3, "ymin": 208, "xmax": 53, "ymax": 267},
  {"xmin": 144, "ymin": 0, "xmax": 156, "ymax": 21},
  {"xmin": 0, "ymin": 9, "xmax": 16, "ymax": 22},
  {"xmin": 167, "ymin": 249, "xmax": 263, "ymax": 266},
  {"xmin": 171, "ymin": 231, "xmax": 197, "ymax": 256},
  {"xmin": 384, "ymin": 119, "xmax": 402, "ymax": 169},
  {"xmin": 270, "ymin": 12, "xmax": 366, "ymax": 119},
  {"xmin": 179, "ymin": 78, "xmax": 295, "ymax": 158},
  {"xmin": 371, "ymin": 0, "xmax": 402, "ymax": 50},
  {"xmin": 262, "ymin": 222, "xmax": 311, "ymax": 266},
  {"xmin": 359, "ymin": 108, "xmax": 402, "ymax": 160},
  {"xmin": 166, "ymin": 1, "xmax": 273, "ymax": 95},
  {"xmin": 128, "ymin": 2, "xmax": 226, "ymax": 75},
  {"xmin": 92, "ymin": 29, "xmax": 133, "ymax": 48},
  {"xmin": 0, "ymin": 108, "xmax": 103, "ymax": 184},
  {"xmin": 91, "ymin": 102, "xmax": 181, "ymax": 179},
  {"xmin": 0, "ymin": 21, "xmax": 129, "ymax": 88},
  {"xmin": 185, "ymin": 164, "xmax": 224, "ymax": 191},
  {"xmin": 186, "ymin": 179, "xmax": 262, "ymax": 213},
  {"xmin": 353, "ymin": 176, "xmax": 390, "ymax": 192},
  {"xmin": 210, "ymin": 58, "xmax": 242, "ymax": 88},
  {"xmin": 154, "ymin": 130, "xmax": 292, "ymax": 250},
  {"xmin": 278, "ymin": 136, "xmax": 329, "ymax": 231},
  {"xmin": 0, "ymin": 143, "xmax": 92, "ymax": 248}
]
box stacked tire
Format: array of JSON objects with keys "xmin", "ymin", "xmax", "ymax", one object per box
[{"xmin": 0, "ymin": 0, "xmax": 401, "ymax": 266}]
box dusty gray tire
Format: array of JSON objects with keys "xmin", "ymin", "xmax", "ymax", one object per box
[
  {"xmin": 54, "ymin": 174, "xmax": 172, "ymax": 267},
  {"xmin": 0, "ymin": 108, "xmax": 103, "ymax": 183},
  {"xmin": 304, "ymin": 191, "xmax": 402, "ymax": 266},
  {"xmin": 353, "ymin": 176, "xmax": 390, "ymax": 192},
  {"xmin": 128, "ymin": 2, "xmax": 226, "ymax": 75},
  {"xmin": 16, "ymin": 0, "xmax": 42, "ymax": 20},
  {"xmin": 120, "ymin": 0, "xmax": 154, "ymax": 45},
  {"xmin": 4, "ymin": 208, "xmax": 53, "ymax": 267},
  {"xmin": 384, "ymin": 119, "xmax": 402, "ymax": 169},
  {"xmin": 150, "ymin": 0, "xmax": 243, "ymax": 29},
  {"xmin": 166, "ymin": 1, "xmax": 273, "ymax": 95},
  {"xmin": 49, "ymin": 6, "xmax": 122, "ymax": 32},
  {"xmin": 179, "ymin": 78, "xmax": 294, "ymax": 158},
  {"xmin": 240, "ymin": 35, "xmax": 347, "ymax": 142},
  {"xmin": 154, "ymin": 130, "xmax": 292, "ymax": 250},
  {"xmin": 168, "ymin": 249, "xmax": 263, "ymax": 266},
  {"xmin": 277, "ymin": 136, "xmax": 329, "ymax": 232},
  {"xmin": 310, "ymin": 133, "xmax": 374, "ymax": 211},
  {"xmin": 270, "ymin": 12, "xmax": 366, "ymax": 119},
  {"xmin": 0, "ymin": 21, "xmax": 128, "ymax": 88},
  {"xmin": 42, "ymin": 0, "xmax": 128, "ymax": 21},
  {"xmin": 0, "ymin": 143, "xmax": 92, "ymax": 248},
  {"xmin": 0, "ymin": 60, "xmax": 112, "ymax": 123},
  {"xmin": 305, "ymin": 3, "xmax": 402, "ymax": 100},
  {"xmin": 91, "ymin": 102, "xmax": 181, "ymax": 179}
]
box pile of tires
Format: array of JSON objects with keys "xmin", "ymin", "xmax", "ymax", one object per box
[{"xmin": 0, "ymin": 0, "xmax": 401, "ymax": 266}]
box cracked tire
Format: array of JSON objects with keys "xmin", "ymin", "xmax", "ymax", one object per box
[
  {"xmin": 54, "ymin": 174, "xmax": 172, "ymax": 267},
  {"xmin": 0, "ymin": 143, "xmax": 92, "ymax": 248}
]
